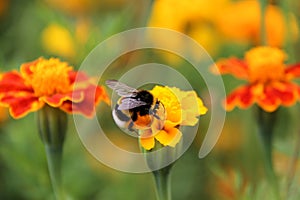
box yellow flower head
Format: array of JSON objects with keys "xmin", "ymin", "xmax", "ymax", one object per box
[
  {"xmin": 245, "ymin": 46, "xmax": 286, "ymax": 83},
  {"xmin": 140, "ymin": 85, "xmax": 207, "ymax": 150}
]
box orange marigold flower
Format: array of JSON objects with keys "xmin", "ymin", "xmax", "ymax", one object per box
[
  {"xmin": 216, "ymin": 0, "xmax": 298, "ymax": 46},
  {"xmin": 214, "ymin": 46, "xmax": 300, "ymax": 112},
  {"xmin": 0, "ymin": 57, "xmax": 109, "ymax": 119},
  {"xmin": 140, "ymin": 85, "xmax": 207, "ymax": 150}
]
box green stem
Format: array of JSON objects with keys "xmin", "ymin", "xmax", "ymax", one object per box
[
  {"xmin": 256, "ymin": 107, "xmax": 280, "ymax": 199},
  {"xmin": 286, "ymin": 130, "xmax": 300, "ymax": 199},
  {"xmin": 36, "ymin": 105, "xmax": 67, "ymax": 200},
  {"xmin": 279, "ymin": 0, "xmax": 296, "ymax": 63},
  {"xmin": 259, "ymin": 0, "xmax": 268, "ymax": 45},
  {"xmin": 45, "ymin": 145, "xmax": 64, "ymax": 200},
  {"xmin": 152, "ymin": 165, "xmax": 172, "ymax": 200}
]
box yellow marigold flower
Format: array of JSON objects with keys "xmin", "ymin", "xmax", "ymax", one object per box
[
  {"xmin": 41, "ymin": 23, "xmax": 76, "ymax": 59},
  {"xmin": 0, "ymin": 57, "xmax": 109, "ymax": 118},
  {"xmin": 214, "ymin": 46, "xmax": 300, "ymax": 112},
  {"xmin": 140, "ymin": 86, "xmax": 207, "ymax": 150},
  {"xmin": 216, "ymin": 0, "xmax": 298, "ymax": 46}
]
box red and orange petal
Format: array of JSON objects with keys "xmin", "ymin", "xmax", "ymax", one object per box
[
  {"xmin": 95, "ymin": 86, "xmax": 110, "ymax": 105},
  {"xmin": 285, "ymin": 64, "xmax": 300, "ymax": 79},
  {"xmin": 214, "ymin": 58, "xmax": 249, "ymax": 80},
  {"xmin": 20, "ymin": 58, "xmax": 42, "ymax": 77},
  {"xmin": 59, "ymin": 85, "xmax": 108, "ymax": 118},
  {"xmin": 227, "ymin": 82, "xmax": 299, "ymax": 112},
  {"xmin": 226, "ymin": 85, "xmax": 254, "ymax": 111},
  {"xmin": 256, "ymin": 82, "xmax": 298, "ymax": 112},
  {"xmin": 0, "ymin": 71, "xmax": 33, "ymax": 93},
  {"xmin": 68, "ymin": 70, "xmax": 89, "ymax": 85},
  {"xmin": 0, "ymin": 94, "xmax": 44, "ymax": 118},
  {"xmin": 40, "ymin": 91, "xmax": 84, "ymax": 107}
]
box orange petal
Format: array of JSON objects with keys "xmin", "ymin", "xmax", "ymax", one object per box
[
  {"xmin": 0, "ymin": 94, "xmax": 43, "ymax": 118},
  {"xmin": 214, "ymin": 58, "xmax": 249, "ymax": 80},
  {"xmin": 140, "ymin": 136, "xmax": 155, "ymax": 150},
  {"xmin": 95, "ymin": 86, "xmax": 110, "ymax": 105},
  {"xmin": 226, "ymin": 85, "xmax": 254, "ymax": 111},
  {"xmin": 155, "ymin": 127, "xmax": 182, "ymax": 147}
]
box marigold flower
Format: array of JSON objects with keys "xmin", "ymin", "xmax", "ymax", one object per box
[
  {"xmin": 140, "ymin": 85, "xmax": 207, "ymax": 150},
  {"xmin": 214, "ymin": 46, "xmax": 300, "ymax": 112},
  {"xmin": 0, "ymin": 57, "xmax": 109, "ymax": 118},
  {"xmin": 216, "ymin": 0, "xmax": 298, "ymax": 46}
]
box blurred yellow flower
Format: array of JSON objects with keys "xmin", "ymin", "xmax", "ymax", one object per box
[
  {"xmin": 216, "ymin": 0, "xmax": 298, "ymax": 46},
  {"xmin": 41, "ymin": 23, "xmax": 76, "ymax": 59},
  {"xmin": 149, "ymin": 0, "xmax": 228, "ymax": 56},
  {"xmin": 140, "ymin": 85, "xmax": 207, "ymax": 150}
]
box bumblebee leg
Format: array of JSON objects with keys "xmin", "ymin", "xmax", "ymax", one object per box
[{"xmin": 128, "ymin": 121, "xmax": 135, "ymax": 131}]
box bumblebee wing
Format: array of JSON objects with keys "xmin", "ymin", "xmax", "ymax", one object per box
[
  {"xmin": 106, "ymin": 80, "xmax": 138, "ymax": 97},
  {"xmin": 118, "ymin": 98, "xmax": 147, "ymax": 110}
]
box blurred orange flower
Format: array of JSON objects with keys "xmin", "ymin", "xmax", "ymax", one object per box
[
  {"xmin": 0, "ymin": 0, "xmax": 9, "ymax": 17},
  {"xmin": 216, "ymin": 0, "xmax": 298, "ymax": 46},
  {"xmin": 140, "ymin": 86, "xmax": 207, "ymax": 150},
  {"xmin": 213, "ymin": 168, "xmax": 248, "ymax": 200},
  {"xmin": 214, "ymin": 46, "xmax": 300, "ymax": 112},
  {"xmin": 0, "ymin": 57, "xmax": 109, "ymax": 118},
  {"xmin": 45, "ymin": 0, "xmax": 127, "ymax": 16}
]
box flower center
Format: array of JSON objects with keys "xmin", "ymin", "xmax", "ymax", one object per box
[
  {"xmin": 245, "ymin": 46, "xmax": 286, "ymax": 83},
  {"xmin": 150, "ymin": 86, "xmax": 182, "ymax": 124},
  {"xmin": 26, "ymin": 58, "xmax": 72, "ymax": 96}
]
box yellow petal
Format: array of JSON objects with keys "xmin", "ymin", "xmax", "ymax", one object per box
[
  {"xmin": 155, "ymin": 127, "xmax": 182, "ymax": 148},
  {"xmin": 140, "ymin": 137, "xmax": 155, "ymax": 150}
]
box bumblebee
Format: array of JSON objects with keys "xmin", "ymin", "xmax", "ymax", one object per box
[{"xmin": 106, "ymin": 80, "xmax": 165, "ymax": 132}]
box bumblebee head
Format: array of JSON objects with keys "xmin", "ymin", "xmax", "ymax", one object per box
[{"xmin": 136, "ymin": 90, "xmax": 153, "ymax": 105}]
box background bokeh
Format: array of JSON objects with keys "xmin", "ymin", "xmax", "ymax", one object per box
[{"xmin": 1, "ymin": 0, "xmax": 300, "ymax": 199}]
